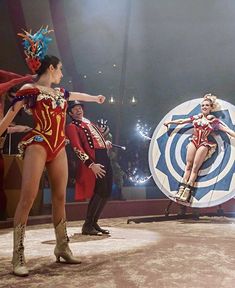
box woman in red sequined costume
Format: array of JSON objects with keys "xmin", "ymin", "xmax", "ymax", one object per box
[
  {"xmin": 0, "ymin": 56, "xmax": 105, "ymax": 276},
  {"xmin": 164, "ymin": 94, "xmax": 235, "ymax": 203},
  {"xmin": 0, "ymin": 27, "xmax": 105, "ymax": 276}
]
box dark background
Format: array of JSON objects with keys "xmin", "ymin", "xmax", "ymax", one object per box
[{"xmin": 1, "ymin": 0, "xmax": 235, "ymax": 191}]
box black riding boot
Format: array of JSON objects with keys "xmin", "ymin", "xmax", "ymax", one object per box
[
  {"xmin": 82, "ymin": 194, "xmax": 102, "ymax": 236},
  {"xmin": 92, "ymin": 194, "xmax": 109, "ymax": 234}
]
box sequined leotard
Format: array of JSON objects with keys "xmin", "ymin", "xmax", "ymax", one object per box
[
  {"xmin": 190, "ymin": 113, "xmax": 220, "ymax": 157},
  {"xmin": 14, "ymin": 87, "xmax": 69, "ymax": 162}
]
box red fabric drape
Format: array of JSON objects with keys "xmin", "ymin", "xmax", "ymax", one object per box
[{"xmin": 0, "ymin": 70, "xmax": 33, "ymax": 96}]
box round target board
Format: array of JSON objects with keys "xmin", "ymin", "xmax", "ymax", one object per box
[{"xmin": 148, "ymin": 99, "xmax": 235, "ymax": 208}]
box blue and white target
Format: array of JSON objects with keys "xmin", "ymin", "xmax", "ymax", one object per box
[{"xmin": 149, "ymin": 99, "xmax": 235, "ymax": 208}]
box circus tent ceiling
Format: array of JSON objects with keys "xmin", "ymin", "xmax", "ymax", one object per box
[{"xmin": 1, "ymin": 0, "xmax": 235, "ymax": 136}]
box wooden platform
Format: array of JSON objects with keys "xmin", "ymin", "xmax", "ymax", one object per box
[{"xmin": 1, "ymin": 198, "xmax": 235, "ymax": 229}]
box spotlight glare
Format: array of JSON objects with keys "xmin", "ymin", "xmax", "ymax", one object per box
[
  {"xmin": 136, "ymin": 120, "xmax": 152, "ymax": 140},
  {"xmin": 128, "ymin": 168, "xmax": 152, "ymax": 185},
  {"xmin": 108, "ymin": 96, "xmax": 115, "ymax": 104}
]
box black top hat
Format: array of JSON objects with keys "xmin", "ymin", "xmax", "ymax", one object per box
[{"xmin": 67, "ymin": 100, "xmax": 84, "ymax": 113}]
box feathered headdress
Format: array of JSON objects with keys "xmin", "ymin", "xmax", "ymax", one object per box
[{"xmin": 18, "ymin": 26, "xmax": 53, "ymax": 74}]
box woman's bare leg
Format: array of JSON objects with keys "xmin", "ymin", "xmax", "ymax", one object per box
[
  {"xmin": 187, "ymin": 145, "xmax": 209, "ymax": 185},
  {"xmin": 182, "ymin": 142, "xmax": 197, "ymax": 183},
  {"xmin": 46, "ymin": 149, "xmax": 80, "ymax": 264},
  {"xmin": 14, "ymin": 145, "xmax": 47, "ymax": 226},
  {"xmin": 46, "ymin": 148, "xmax": 68, "ymax": 226}
]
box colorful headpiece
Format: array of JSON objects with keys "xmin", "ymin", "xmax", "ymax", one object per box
[{"xmin": 18, "ymin": 26, "xmax": 53, "ymax": 74}]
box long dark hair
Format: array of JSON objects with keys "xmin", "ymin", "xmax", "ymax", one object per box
[
  {"xmin": 36, "ymin": 55, "xmax": 60, "ymax": 76},
  {"xmin": 13, "ymin": 55, "xmax": 61, "ymax": 109}
]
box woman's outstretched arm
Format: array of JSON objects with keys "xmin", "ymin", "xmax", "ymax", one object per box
[
  {"xmin": 69, "ymin": 92, "xmax": 105, "ymax": 104},
  {"xmin": 164, "ymin": 117, "xmax": 192, "ymax": 127},
  {"xmin": 218, "ymin": 124, "xmax": 235, "ymax": 138}
]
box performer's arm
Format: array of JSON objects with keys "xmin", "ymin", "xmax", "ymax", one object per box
[
  {"xmin": 7, "ymin": 125, "xmax": 32, "ymax": 133},
  {"xmin": 0, "ymin": 100, "xmax": 24, "ymax": 136},
  {"xmin": 0, "ymin": 83, "xmax": 37, "ymax": 135},
  {"xmin": 66, "ymin": 124, "xmax": 93, "ymax": 166},
  {"xmin": 66, "ymin": 124, "xmax": 106, "ymax": 178},
  {"xmin": 68, "ymin": 92, "xmax": 105, "ymax": 104},
  {"xmin": 164, "ymin": 117, "xmax": 192, "ymax": 127},
  {"xmin": 218, "ymin": 124, "xmax": 235, "ymax": 138}
]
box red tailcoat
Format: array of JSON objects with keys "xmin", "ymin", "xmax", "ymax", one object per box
[{"xmin": 66, "ymin": 120, "xmax": 107, "ymax": 201}]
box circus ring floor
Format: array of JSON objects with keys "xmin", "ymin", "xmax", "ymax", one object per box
[{"xmin": 1, "ymin": 217, "xmax": 235, "ymax": 288}]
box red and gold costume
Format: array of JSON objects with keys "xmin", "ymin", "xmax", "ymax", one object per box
[
  {"xmin": 14, "ymin": 87, "xmax": 69, "ymax": 162},
  {"xmin": 66, "ymin": 119, "xmax": 110, "ymax": 201},
  {"xmin": 189, "ymin": 113, "xmax": 220, "ymax": 157}
]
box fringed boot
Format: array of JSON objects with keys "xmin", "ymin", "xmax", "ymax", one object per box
[
  {"xmin": 54, "ymin": 219, "xmax": 81, "ymax": 264},
  {"xmin": 12, "ymin": 224, "xmax": 29, "ymax": 277}
]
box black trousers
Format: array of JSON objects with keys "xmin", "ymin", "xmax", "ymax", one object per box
[
  {"xmin": 83, "ymin": 149, "xmax": 113, "ymax": 227},
  {"xmin": 93, "ymin": 149, "xmax": 113, "ymax": 199}
]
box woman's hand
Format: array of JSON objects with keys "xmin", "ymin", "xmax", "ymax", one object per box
[
  {"xmin": 23, "ymin": 126, "xmax": 33, "ymax": 132},
  {"xmin": 97, "ymin": 95, "xmax": 106, "ymax": 104},
  {"xmin": 164, "ymin": 121, "xmax": 170, "ymax": 128}
]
